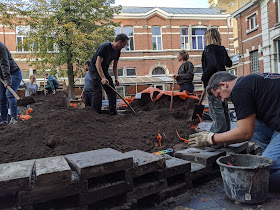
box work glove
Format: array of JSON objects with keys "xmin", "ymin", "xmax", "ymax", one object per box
[{"xmin": 188, "ymin": 131, "xmax": 215, "ymax": 147}]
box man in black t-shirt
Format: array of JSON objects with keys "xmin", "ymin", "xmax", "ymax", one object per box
[
  {"xmin": 189, "ymin": 71, "xmax": 280, "ymax": 192},
  {"xmin": 90, "ymin": 34, "xmax": 129, "ymax": 115}
]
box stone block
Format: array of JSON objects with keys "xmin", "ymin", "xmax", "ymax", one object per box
[
  {"xmin": 222, "ymin": 142, "xmax": 249, "ymax": 154},
  {"xmin": 35, "ymin": 156, "xmax": 71, "ymax": 186},
  {"xmin": 124, "ymin": 150, "xmax": 166, "ymax": 179},
  {"xmin": 174, "ymin": 148, "xmax": 226, "ymax": 166},
  {"xmin": 65, "ymin": 148, "xmax": 133, "ymax": 180},
  {"xmin": 18, "ymin": 180, "xmax": 87, "ymax": 206},
  {"xmin": 247, "ymin": 142, "xmax": 256, "ymax": 153},
  {"xmin": 161, "ymin": 156, "xmax": 191, "ymax": 179},
  {"xmin": 190, "ymin": 163, "xmax": 213, "ymax": 181},
  {"xmin": 0, "ymin": 159, "xmax": 35, "ymax": 195},
  {"xmin": 80, "ymin": 181, "xmax": 133, "ymax": 204},
  {"xmin": 155, "ymin": 182, "xmax": 190, "ymax": 202},
  {"xmin": 126, "ymin": 179, "xmax": 167, "ymax": 201}
]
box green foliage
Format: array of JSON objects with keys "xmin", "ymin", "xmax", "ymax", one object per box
[{"xmin": 16, "ymin": 0, "xmax": 121, "ymax": 97}]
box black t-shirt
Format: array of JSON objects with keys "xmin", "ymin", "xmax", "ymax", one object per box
[
  {"xmin": 231, "ymin": 73, "xmax": 280, "ymax": 131},
  {"xmin": 90, "ymin": 42, "xmax": 120, "ymax": 76}
]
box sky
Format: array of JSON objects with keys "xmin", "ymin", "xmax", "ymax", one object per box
[{"xmin": 112, "ymin": 0, "xmax": 210, "ymax": 8}]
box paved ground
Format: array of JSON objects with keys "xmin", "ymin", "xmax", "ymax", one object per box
[{"xmin": 166, "ymin": 177, "xmax": 280, "ymax": 210}]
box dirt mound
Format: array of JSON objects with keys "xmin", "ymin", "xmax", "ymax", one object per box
[{"xmin": 0, "ymin": 91, "xmax": 198, "ymax": 164}]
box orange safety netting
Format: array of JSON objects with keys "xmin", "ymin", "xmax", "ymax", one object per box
[
  {"xmin": 119, "ymin": 87, "xmax": 200, "ymax": 107},
  {"xmin": 18, "ymin": 115, "xmax": 32, "ymax": 121}
]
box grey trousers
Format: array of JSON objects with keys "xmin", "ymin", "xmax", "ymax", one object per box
[{"xmin": 208, "ymin": 94, "xmax": 230, "ymax": 133}]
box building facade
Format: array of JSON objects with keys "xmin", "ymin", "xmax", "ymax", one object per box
[
  {"xmin": 233, "ymin": 0, "xmax": 280, "ymax": 76},
  {"xmin": 112, "ymin": 7, "xmax": 234, "ymax": 96},
  {"xmin": 0, "ymin": 7, "xmax": 234, "ymax": 97}
]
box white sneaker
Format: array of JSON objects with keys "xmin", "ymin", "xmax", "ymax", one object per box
[{"xmin": 8, "ymin": 118, "xmax": 18, "ymax": 125}]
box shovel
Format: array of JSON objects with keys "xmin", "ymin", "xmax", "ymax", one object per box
[
  {"xmin": 192, "ymin": 88, "xmax": 206, "ymax": 119},
  {"xmin": 105, "ymin": 83, "xmax": 136, "ymax": 115},
  {"xmin": 0, "ymin": 78, "xmax": 35, "ymax": 106},
  {"xmin": 170, "ymin": 77, "xmax": 175, "ymax": 109}
]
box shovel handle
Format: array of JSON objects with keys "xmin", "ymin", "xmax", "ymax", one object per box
[
  {"xmin": 199, "ymin": 88, "xmax": 206, "ymax": 105},
  {"xmin": 105, "ymin": 83, "xmax": 136, "ymax": 115},
  {"xmin": 0, "ymin": 78, "xmax": 20, "ymax": 100},
  {"xmin": 170, "ymin": 77, "xmax": 175, "ymax": 109}
]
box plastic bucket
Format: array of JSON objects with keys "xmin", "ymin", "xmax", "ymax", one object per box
[{"xmin": 216, "ymin": 154, "xmax": 272, "ymax": 204}]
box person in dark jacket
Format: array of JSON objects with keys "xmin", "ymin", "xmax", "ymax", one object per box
[
  {"xmin": 174, "ymin": 50, "xmax": 194, "ymax": 93},
  {"xmin": 43, "ymin": 72, "xmax": 59, "ymax": 94},
  {"xmin": 81, "ymin": 60, "xmax": 93, "ymax": 107},
  {"xmin": 201, "ymin": 28, "xmax": 232, "ymax": 134},
  {"xmin": 90, "ymin": 33, "xmax": 129, "ymax": 115},
  {"xmin": 0, "ymin": 41, "xmax": 22, "ymax": 125}
]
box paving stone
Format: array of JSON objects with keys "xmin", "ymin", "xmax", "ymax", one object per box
[
  {"xmin": 190, "ymin": 163, "xmax": 213, "ymax": 181},
  {"xmin": 0, "ymin": 159, "xmax": 35, "ymax": 195},
  {"xmin": 35, "ymin": 156, "xmax": 71, "ymax": 186},
  {"xmin": 126, "ymin": 179, "xmax": 167, "ymax": 201},
  {"xmin": 222, "ymin": 142, "xmax": 249, "ymax": 154},
  {"xmin": 155, "ymin": 181, "xmax": 190, "ymax": 202},
  {"xmin": 124, "ymin": 150, "xmax": 166, "ymax": 178},
  {"xmin": 247, "ymin": 141, "xmax": 256, "ymax": 153},
  {"xmin": 18, "ymin": 180, "xmax": 87, "ymax": 206},
  {"xmin": 161, "ymin": 156, "xmax": 191, "ymax": 179},
  {"xmin": 65, "ymin": 148, "xmax": 133, "ymax": 179},
  {"xmin": 174, "ymin": 148, "xmax": 226, "ymax": 166},
  {"xmin": 80, "ymin": 181, "xmax": 133, "ymax": 204}
]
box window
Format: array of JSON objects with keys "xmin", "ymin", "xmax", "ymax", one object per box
[
  {"xmin": 152, "ymin": 67, "xmax": 165, "ymax": 76},
  {"xmin": 127, "ymin": 68, "xmax": 136, "ymax": 77},
  {"xmin": 114, "ymin": 27, "xmax": 121, "ymax": 35},
  {"xmin": 116, "ymin": 86, "xmax": 125, "ymax": 98},
  {"xmin": 21, "ymin": 70, "xmax": 30, "ymax": 79},
  {"xmin": 180, "ymin": 27, "xmax": 189, "ymax": 49},
  {"xmin": 123, "ymin": 27, "xmax": 134, "ymax": 51},
  {"xmin": 108, "ymin": 68, "xmax": 123, "ymax": 77},
  {"xmin": 16, "ymin": 26, "xmax": 29, "ymax": 52},
  {"xmin": 249, "ymin": 15, "xmax": 257, "ymax": 30},
  {"xmin": 251, "ymin": 51, "xmax": 259, "ymax": 73},
  {"xmin": 152, "ymin": 26, "xmax": 162, "ymax": 50},
  {"xmin": 192, "ymin": 28, "xmax": 207, "ymax": 50}
]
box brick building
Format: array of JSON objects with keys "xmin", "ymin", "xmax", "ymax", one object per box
[
  {"xmin": 233, "ymin": 0, "xmax": 280, "ymax": 76},
  {"xmin": 113, "ymin": 7, "xmax": 234, "ymax": 96},
  {"xmin": 0, "ymin": 6, "xmax": 234, "ymax": 97}
]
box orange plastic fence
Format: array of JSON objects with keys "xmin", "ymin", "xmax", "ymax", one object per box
[{"xmin": 119, "ymin": 87, "xmax": 200, "ymax": 107}]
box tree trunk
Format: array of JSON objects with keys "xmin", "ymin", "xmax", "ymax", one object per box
[{"xmin": 67, "ymin": 62, "xmax": 75, "ymax": 99}]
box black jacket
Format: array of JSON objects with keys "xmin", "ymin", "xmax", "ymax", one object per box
[
  {"xmin": 0, "ymin": 41, "xmax": 20, "ymax": 86},
  {"xmin": 176, "ymin": 60, "xmax": 194, "ymax": 85},
  {"xmin": 201, "ymin": 44, "xmax": 232, "ymax": 86}
]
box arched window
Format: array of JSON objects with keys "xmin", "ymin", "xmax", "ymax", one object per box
[{"xmin": 152, "ymin": 67, "xmax": 165, "ymax": 76}]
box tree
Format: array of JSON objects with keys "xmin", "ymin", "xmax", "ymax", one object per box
[{"xmin": 18, "ymin": 0, "xmax": 121, "ymax": 98}]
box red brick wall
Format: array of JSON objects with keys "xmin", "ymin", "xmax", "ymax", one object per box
[{"xmin": 268, "ymin": 0, "xmax": 278, "ymax": 28}]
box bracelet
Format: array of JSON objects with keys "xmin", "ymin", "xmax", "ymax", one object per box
[{"xmin": 211, "ymin": 133, "xmax": 215, "ymax": 145}]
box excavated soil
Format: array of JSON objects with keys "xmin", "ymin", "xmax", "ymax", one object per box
[{"xmin": 0, "ymin": 91, "xmax": 199, "ymax": 164}]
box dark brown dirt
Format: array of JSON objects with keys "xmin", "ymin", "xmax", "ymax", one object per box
[{"xmin": 0, "ymin": 91, "xmax": 199, "ymax": 164}]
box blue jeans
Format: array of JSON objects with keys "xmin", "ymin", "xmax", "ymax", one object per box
[
  {"xmin": 0, "ymin": 70, "xmax": 22, "ymax": 122},
  {"xmin": 252, "ymin": 120, "xmax": 280, "ymax": 192},
  {"xmin": 208, "ymin": 94, "xmax": 230, "ymax": 133}
]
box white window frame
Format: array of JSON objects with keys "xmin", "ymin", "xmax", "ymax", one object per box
[
  {"xmin": 16, "ymin": 26, "xmax": 29, "ymax": 52},
  {"xmin": 116, "ymin": 86, "xmax": 125, "ymax": 98},
  {"xmin": 108, "ymin": 67, "xmax": 124, "ymax": 78},
  {"xmin": 152, "ymin": 26, "xmax": 162, "ymax": 51},
  {"xmin": 180, "ymin": 27, "xmax": 189, "ymax": 50},
  {"xmin": 191, "ymin": 27, "xmax": 207, "ymax": 50},
  {"xmin": 251, "ymin": 50, "xmax": 259, "ymax": 74},
  {"xmin": 126, "ymin": 68, "xmax": 136, "ymax": 77},
  {"xmin": 249, "ymin": 15, "xmax": 257, "ymax": 30},
  {"xmin": 123, "ymin": 26, "xmax": 134, "ymax": 51}
]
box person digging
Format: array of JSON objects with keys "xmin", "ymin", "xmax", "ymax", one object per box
[
  {"xmin": 89, "ymin": 33, "xmax": 129, "ymax": 115},
  {"xmin": 43, "ymin": 72, "xmax": 59, "ymax": 94},
  {"xmin": 189, "ymin": 71, "xmax": 280, "ymax": 192}
]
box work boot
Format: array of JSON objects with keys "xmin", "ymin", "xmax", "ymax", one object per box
[
  {"xmin": 8, "ymin": 118, "xmax": 18, "ymax": 125},
  {"xmin": 0, "ymin": 121, "xmax": 8, "ymax": 126}
]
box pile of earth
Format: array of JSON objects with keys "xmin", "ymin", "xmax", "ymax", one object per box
[{"xmin": 0, "ymin": 91, "xmax": 199, "ymax": 164}]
